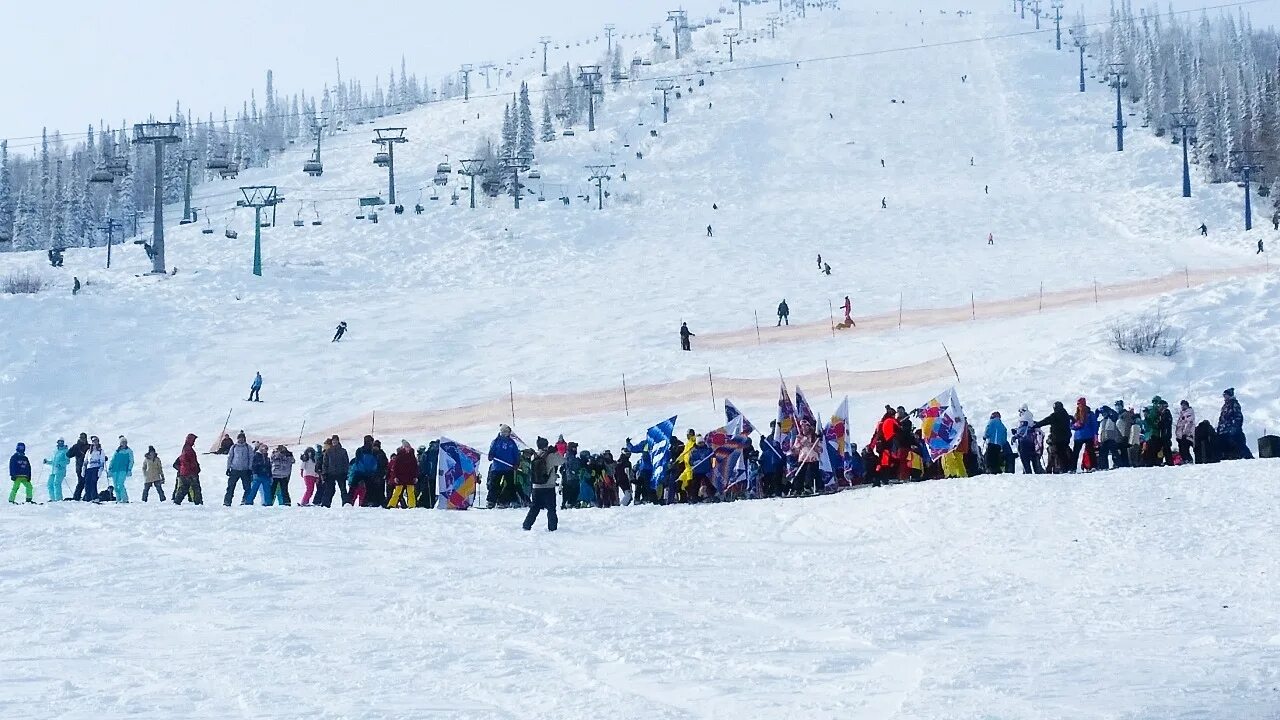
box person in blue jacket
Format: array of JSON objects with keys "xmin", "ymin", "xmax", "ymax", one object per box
[
  {"xmin": 687, "ymin": 438, "xmax": 714, "ymax": 501},
  {"xmin": 248, "ymin": 372, "xmax": 263, "ymax": 402},
  {"xmin": 759, "ymin": 433, "xmax": 784, "ymax": 497},
  {"xmin": 982, "ymin": 411, "xmax": 1008, "ymax": 473},
  {"xmin": 43, "ymin": 439, "xmax": 69, "ymax": 502},
  {"xmin": 9, "ymin": 443, "xmax": 34, "ymax": 504},
  {"xmin": 245, "ymin": 442, "xmax": 274, "ymax": 505},
  {"xmin": 1071, "ymin": 397, "xmax": 1099, "ymax": 471},
  {"xmin": 107, "ymin": 436, "xmax": 135, "ymax": 503},
  {"xmin": 486, "ymin": 425, "xmax": 520, "ymax": 509}
]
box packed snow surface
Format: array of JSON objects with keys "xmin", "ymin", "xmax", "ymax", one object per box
[{"xmin": 2, "ymin": 462, "xmax": 1278, "ymax": 719}]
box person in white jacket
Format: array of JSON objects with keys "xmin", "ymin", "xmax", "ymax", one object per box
[{"xmin": 1175, "ymin": 400, "xmax": 1197, "ymax": 463}]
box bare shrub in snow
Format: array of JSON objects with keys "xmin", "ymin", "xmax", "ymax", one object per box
[
  {"xmin": 1109, "ymin": 310, "xmax": 1183, "ymax": 357},
  {"xmin": 2, "ymin": 270, "xmax": 44, "ymax": 295}
]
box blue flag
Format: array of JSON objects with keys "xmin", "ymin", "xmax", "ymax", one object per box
[
  {"xmin": 724, "ymin": 399, "xmax": 755, "ymax": 436},
  {"xmin": 646, "ymin": 416, "xmax": 678, "ymax": 491}
]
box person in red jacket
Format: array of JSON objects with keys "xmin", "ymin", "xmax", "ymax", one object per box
[
  {"xmin": 174, "ymin": 433, "xmax": 203, "ymax": 505},
  {"xmin": 386, "ymin": 440, "xmax": 419, "ymax": 508}
]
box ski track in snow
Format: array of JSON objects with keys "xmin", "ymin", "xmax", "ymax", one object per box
[{"xmin": 2, "ymin": 463, "xmax": 1279, "ymax": 719}]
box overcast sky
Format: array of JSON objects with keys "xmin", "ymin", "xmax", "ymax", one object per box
[
  {"xmin": 3, "ymin": 0, "xmax": 1276, "ymax": 147},
  {"xmin": 0, "ymin": 0, "xmax": 728, "ymax": 143}
]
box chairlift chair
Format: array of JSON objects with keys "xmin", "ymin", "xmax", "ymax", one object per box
[
  {"xmin": 563, "ymin": 128, "xmax": 576, "ymax": 137},
  {"xmin": 303, "ymin": 154, "xmax": 323, "ymax": 177},
  {"xmin": 527, "ymin": 168, "xmax": 542, "ymax": 180},
  {"xmin": 374, "ymin": 151, "xmax": 390, "ymax": 167},
  {"xmin": 225, "ymin": 228, "xmax": 239, "ymax": 239},
  {"xmin": 90, "ymin": 166, "xmax": 115, "ymax": 184},
  {"xmin": 106, "ymin": 155, "xmax": 130, "ymax": 176},
  {"xmin": 219, "ymin": 162, "xmax": 240, "ymax": 180},
  {"xmin": 201, "ymin": 217, "xmax": 215, "ymax": 235},
  {"xmin": 294, "ymin": 206, "xmax": 305, "ymax": 227}
]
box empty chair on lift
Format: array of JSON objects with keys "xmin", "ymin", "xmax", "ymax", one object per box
[{"xmin": 201, "ymin": 217, "xmax": 215, "ymax": 235}]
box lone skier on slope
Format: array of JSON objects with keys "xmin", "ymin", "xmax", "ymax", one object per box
[
  {"xmin": 332, "ymin": 321, "xmax": 348, "ymax": 342},
  {"xmin": 680, "ymin": 322, "xmax": 695, "ymax": 351},
  {"xmin": 777, "ymin": 299, "xmax": 790, "ymax": 326},
  {"xmin": 248, "ymin": 372, "xmax": 263, "ymax": 402}
]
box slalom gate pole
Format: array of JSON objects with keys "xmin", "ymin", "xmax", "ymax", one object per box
[
  {"xmin": 371, "ymin": 411, "xmax": 376, "ymax": 435},
  {"xmin": 217, "ymin": 408, "xmax": 233, "ymax": 449},
  {"xmin": 754, "ymin": 310, "xmax": 762, "ymax": 345},
  {"xmin": 828, "ymin": 299, "xmax": 835, "ymax": 338},
  {"xmin": 622, "ymin": 373, "xmax": 631, "ymax": 416},
  {"xmin": 1093, "ymin": 278, "xmax": 1098, "ymax": 304},
  {"xmin": 971, "ymin": 292, "xmax": 976, "ymax": 320},
  {"xmin": 825, "ymin": 360, "xmax": 833, "ymax": 398},
  {"xmin": 942, "ymin": 342, "xmax": 961, "ymax": 383},
  {"xmin": 1039, "ymin": 282, "xmax": 1043, "ymax": 313},
  {"xmin": 898, "ymin": 293, "xmax": 903, "ymax": 329},
  {"xmin": 297, "ymin": 419, "xmax": 307, "ymax": 446},
  {"xmin": 708, "ymin": 367, "xmax": 717, "ymax": 411},
  {"xmin": 509, "ymin": 381, "xmax": 517, "ymax": 427},
  {"xmin": 1185, "ymin": 266, "xmax": 1190, "ymax": 288}
]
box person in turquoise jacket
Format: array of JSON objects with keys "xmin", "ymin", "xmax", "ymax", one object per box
[
  {"xmin": 43, "ymin": 439, "xmax": 70, "ymax": 502},
  {"xmin": 107, "ymin": 436, "xmax": 135, "ymax": 503},
  {"xmin": 982, "ymin": 411, "xmax": 1009, "ymax": 473}
]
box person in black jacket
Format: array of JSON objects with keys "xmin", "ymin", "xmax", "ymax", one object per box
[
  {"xmin": 680, "ymin": 322, "xmax": 695, "ymax": 351},
  {"xmin": 1143, "ymin": 397, "xmax": 1174, "ymax": 467},
  {"xmin": 67, "ymin": 432, "xmax": 90, "ymax": 501},
  {"xmin": 416, "ymin": 441, "xmax": 439, "ymax": 508},
  {"xmin": 523, "ymin": 437, "xmax": 560, "ymax": 531},
  {"xmin": 1034, "ymin": 402, "xmax": 1072, "ymax": 473}
]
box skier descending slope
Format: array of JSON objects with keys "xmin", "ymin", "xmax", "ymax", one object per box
[{"xmin": 248, "ymin": 372, "xmax": 263, "ymax": 402}]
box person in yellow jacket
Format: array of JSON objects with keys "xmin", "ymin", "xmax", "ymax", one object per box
[{"xmin": 677, "ymin": 429, "xmax": 697, "ymax": 496}]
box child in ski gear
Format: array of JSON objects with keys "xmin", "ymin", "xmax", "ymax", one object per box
[
  {"xmin": 1176, "ymin": 400, "xmax": 1197, "ymax": 463},
  {"xmin": 108, "ymin": 436, "xmax": 134, "ymax": 503},
  {"xmin": 174, "ymin": 433, "xmax": 203, "ymax": 505},
  {"xmin": 43, "ymin": 439, "xmax": 69, "ymax": 502},
  {"xmin": 141, "ymin": 446, "xmax": 167, "ymax": 502},
  {"xmin": 299, "ymin": 446, "xmax": 319, "ymax": 506},
  {"xmin": 9, "ymin": 443, "xmax": 33, "ymax": 504}
]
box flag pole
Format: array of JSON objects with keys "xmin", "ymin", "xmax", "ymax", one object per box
[
  {"xmin": 827, "ymin": 299, "xmax": 835, "ymax": 338},
  {"xmin": 708, "ymin": 367, "xmax": 717, "ymax": 411},
  {"xmin": 942, "ymin": 342, "xmax": 961, "ymax": 383},
  {"xmin": 509, "ymin": 381, "xmax": 517, "ymax": 427},
  {"xmin": 296, "ymin": 419, "xmax": 307, "ymax": 446},
  {"xmin": 622, "ymin": 373, "xmax": 630, "ymax": 416},
  {"xmin": 825, "ymin": 360, "xmax": 833, "ymax": 398},
  {"xmin": 754, "ymin": 310, "xmax": 762, "ymax": 345}
]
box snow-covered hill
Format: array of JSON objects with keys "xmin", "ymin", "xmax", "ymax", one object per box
[
  {"xmin": 3, "ymin": 462, "xmax": 1278, "ymax": 719},
  {"xmin": 0, "ymin": 2, "xmax": 1273, "ymax": 454}
]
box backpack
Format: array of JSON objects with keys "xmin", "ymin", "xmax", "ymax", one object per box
[{"xmin": 172, "ymin": 457, "xmax": 180, "ymax": 471}]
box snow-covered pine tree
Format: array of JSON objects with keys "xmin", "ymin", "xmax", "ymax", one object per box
[
  {"xmin": 540, "ymin": 97, "xmax": 556, "ymax": 143},
  {"xmin": 501, "ymin": 100, "xmax": 517, "ymax": 159},
  {"xmin": 0, "ymin": 140, "xmax": 12, "ymax": 245},
  {"xmin": 518, "ymin": 82, "xmax": 535, "ymax": 159}
]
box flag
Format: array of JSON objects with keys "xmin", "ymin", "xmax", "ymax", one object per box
[
  {"xmin": 794, "ymin": 386, "xmax": 818, "ymax": 430},
  {"xmin": 915, "ymin": 388, "xmax": 968, "ymax": 462},
  {"xmin": 509, "ymin": 431, "xmax": 529, "ymax": 451},
  {"xmin": 646, "ymin": 416, "xmax": 678, "ymax": 491},
  {"xmin": 820, "ymin": 396, "xmax": 849, "ymax": 485},
  {"xmin": 436, "ymin": 437, "xmax": 481, "ymax": 510},
  {"xmin": 775, "ymin": 382, "xmax": 797, "ymax": 451},
  {"xmin": 724, "ymin": 400, "xmax": 755, "ymax": 437},
  {"xmin": 705, "ymin": 416, "xmax": 750, "ymax": 492}
]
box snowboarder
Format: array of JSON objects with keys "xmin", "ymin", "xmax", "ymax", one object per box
[
  {"xmin": 970, "ymin": 157, "xmax": 975, "ymax": 166},
  {"xmin": 107, "ymin": 436, "xmax": 134, "ymax": 503},
  {"xmin": 881, "ymin": 197, "xmax": 887, "ymax": 209},
  {"xmin": 706, "ymin": 224, "xmax": 714, "ymax": 237},
  {"xmin": 680, "ymin": 322, "xmax": 695, "ymax": 351},
  {"xmin": 486, "ymin": 426, "xmax": 520, "ymax": 509},
  {"xmin": 174, "ymin": 433, "xmax": 203, "ymax": 506},
  {"xmin": 43, "ymin": 439, "xmax": 69, "ymax": 502},
  {"xmin": 988, "ymin": 232, "xmax": 994, "ymax": 245},
  {"xmin": 712, "ymin": 203, "xmax": 718, "ymax": 210},
  {"xmin": 822, "ymin": 262, "xmax": 831, "ymax": 275},
  {"xmin": 523, "ymin": 437, "xmax": 561, "ymax": 531},
  {"xmin": 1258, "ymin": 239, "xmax": 1265, "ymax": 254},
  {"xmin": 248, "ymin": 372, "xmax": 263, "ymax": 402},
  {"xmin": 141, "ymin": 446, "xmax": 167, "ymax": 502},
  {"xmin": 332, "ymin": 321, "xmax": 348, "ymax": 342},
  {"xmin": 1199, "ymin": 223, "xmax": 1208, "ymax": 236},
  {"xmin": 776, "ymin": 299, "xmax": 790, "ymax": 326},
  {"xmin": 9, "ymin": 443, "xmax": 34, "ymax": 504}
]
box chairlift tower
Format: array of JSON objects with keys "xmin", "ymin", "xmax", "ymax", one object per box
[
  {"xmin": 1031, "ymin": 0, "xmax": 1042, "ymax": 30},
  {"xmin": 501, "ymin": 153, "xmax": 534, "ymax": 210},
  {"xmin": 133, "ymin": 121, "xmax": 182, "ymax": 274},
  {"xmin": 737, "ymin": 0, "xmax": 746, "ymax": 30},
  {"xmin": 724, "ymin": 30, "xmax": 739, "ymax": 62},
  {"xmin": 1051, "ymin": 0, "xmax": 1064, "ymax": 50},
  {"xmin": 458, "ymin": 158, "xmax": 487, "ymax": 209},
  {"xmin": 767, "ymin": 14, "xmax": 780, "ymax": 39},
  {"xmin": 1231, "ymin": 149, "xmax": 1263, "ymax": 231},
  {"xmin": 605, "ymin": 24, "xmax": 616, "ymax": 55},
  {"xmin": 578, "ymin": 65, "xmax": 603, "ymax": 131},
  {"xmin": 668, "ymin": 10, "xmax": 687, "ymax": 60},
  {"xmin": 539, "ymin": 36, "xmax": 552, "ymax": 76},
  {"xmin": 1169, "ymin": 110, "xmax": 1197, "ymax": 198},
  {"xmin": 180, "ymin": 156, "xmax": 198, "ymax": 222},
  {"xmin": 240, "ymin": 185, "xmax": 278, "ymax": 277},
  {"xmin": 100, "ymin": 218, "xmax": 120, "ymax": 269},
  {"xmin": 373, "ymin": 127, "xmax": 409, "ymax": 204},
  {"xmin": 1106, "ymin": 64, "xmax": 1127, "ymax": 152},
  {"xmin": 656, "ymin": 80, "xmax": 675, "ymax": 123},
  {"xmin": 479, "ymin": 61, "xmax": 495, "ymax": 90},
  {"xmin": 586, "ymin": 163, "xmax": 616, "ymax": 210},
  {"xmin": 460, "ymin": 64, "xmax": 474, "ymax": 101},
  {"xmin": 1072, "ymin": 34, "xmax": 1088, "ymax": 92}
]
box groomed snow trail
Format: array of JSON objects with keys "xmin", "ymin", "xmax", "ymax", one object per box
[{"xmin": 1, "ymin": 462, "xmax": 1277, "ymax": 719}]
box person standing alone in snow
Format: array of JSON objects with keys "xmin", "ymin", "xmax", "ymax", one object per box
[
  {"xmin": 9, "ymin": 443, "xmax": 34, "ymax": 504},
  {"xmin": 680, "ymin": 322, "xmax": 694, "ymax": 351},
  {"xmin": 988, "ymin": 232, "xmax": 994, "ymax": 245},
  {"xmin": 523, "ymin": 437, "xmax": 562, "ymax": 531},
  {"xmin": 842, "ymin": 296, "xmax": 854, "ymax": 327},
  {"xmin": 248, "ymin": 372, "xmax": 263, "ymax": 402},
  {"xmin": 332, "ymin": 321, "xmax": 348, "ymax": 342},
  {"xmin": 776, "ymin": 299, "xmax": 790, "ymax": 326},
  {"xmin": 706, "ymin": 225, "xmax": 714, "ymax": 237}
]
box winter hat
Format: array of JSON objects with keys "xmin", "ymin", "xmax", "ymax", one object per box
[
  {"xmin": 536, "ymin": 436, "xmax": 549, "ymax": 450},
  {"xmin": 990, "ymin": 411, "xmax": 1001, "ymax": 419},
  {"xmin": 118, "ymin": 436, "xmax": 128, "ymax": 446},
  {"xmin": 499, "ymin": 425, "xmax": 512, "ymax": 435},
  {"xmin": 56, "ymin": 438, "xmax": 65, "ymax": 446},
  {"xmin": 237, "ymin": 431, "xmax": 246, "ymax": 441},
  {"xmin": 1151, "ymin": 395, "xmax": 1164, "ymax": 406},
  {"xmin": 1180, "ymin": 400, "xmax": 1190, "ymax": 408},
  {"xmin": 1018, "ymin": 404, "xmax": 1028, "ymax": 413},
  {"xmin": 1114, "ymin": 400, "xmax": 1125, "ymax": 410},
  {"xmin": 1053, "ymin": 401, "xmax": 1064, "ymax": 411},
  {"xmin": 1224, "ymin": 388, "xmax": 1235, "ymax": 398},
  {"xmin": 15, "ymin": 443, "xmax": 25, "ymax": 453}
]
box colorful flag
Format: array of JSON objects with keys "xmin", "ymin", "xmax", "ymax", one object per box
[
  {"xmin": 915, "ymin": 388, "xmax": 968, "ymax": 462},
  {"xmin": 775, "ymin": 382, "xmax": 797, "ymax": 451},
  {"xmin": 646, "ymin": 416, "xmax": 678, "ymax": 491},
  {"xmin": 436, "ymin": 437, "xmax": 481, "ymax": 510},
  {"xmin": 794, "ymin": 386, "xmax": 818, "ymax": 430},
  {"xmin": 724, "ymin": 400, "xmax": 755, "ymax": 436},
  {"xmin": 705, "ymin": 416, "xmax": 750, "ymax": 492},
  {"xmin": 820, "ymin": 396, "xmax": 849, "ymax": 485}
]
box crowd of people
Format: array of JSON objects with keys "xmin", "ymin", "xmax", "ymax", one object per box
[{"xmin": 5, "ymin": 389, "xmax": 1261, "ymax": 533}]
